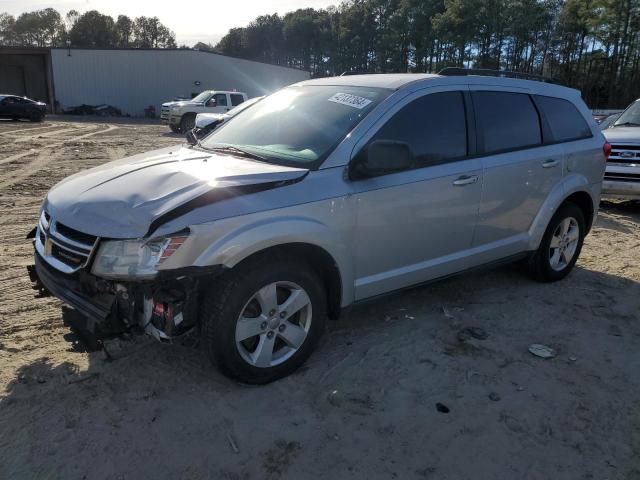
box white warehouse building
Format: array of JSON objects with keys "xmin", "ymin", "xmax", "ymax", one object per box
[{"xmin": 0, "ymin": 47, "xmax": 310, "ymax": 116}]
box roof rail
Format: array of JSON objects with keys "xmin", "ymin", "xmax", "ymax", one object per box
[{"xmin": 438, "ymin": 67, "xmax": 560, "ymax": 84}]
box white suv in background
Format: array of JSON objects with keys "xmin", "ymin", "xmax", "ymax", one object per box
[
  {"xmin": 602, "ymin": 98, "xmax": 640, "ymax": 199},
  {"xmin": 160, "ymin": 90, "xmax": 248, "ymax": 133},
  {"xmin": 30, "ymin": 70, "xmax": 606, "ymax": 384}
]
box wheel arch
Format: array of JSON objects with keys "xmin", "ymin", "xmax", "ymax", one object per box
[
  {"xmin": 528, "ymin": 175, "xmax": 597, "ymax": 250},
  {"xmin": 231, "ymin": 243, "xmax": 343, "ymax": 319},
  {"xmin": 563, "ymin": 190, "xmax": 595, "ymax": 232}
]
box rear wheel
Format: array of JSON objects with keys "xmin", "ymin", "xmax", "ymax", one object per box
[
  {"xmin": 528, "ymin": 202, "xmax": 585, "ymax": 282},
  {"xmin": 200, "ymin": 256, "xmax": 326, "ymax": 384},
  {"xmin": 179, "ymin": 114, "xmax": 196, "ymax": 134}
]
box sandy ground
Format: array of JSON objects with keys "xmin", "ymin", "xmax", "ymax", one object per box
[{"xmin": 0, "ymin": 119, "xmax": 639, "ymax": 480}]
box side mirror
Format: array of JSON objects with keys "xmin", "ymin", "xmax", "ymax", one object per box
[
  {"xmin": 350, "ymin": 140, "xmax": 413, "ymax": 179},
  {"xmin": 185, "ymin": 129, "xmax": 198, "ymax": 145},
  {"xmin": 206, "ymin": 98, "xmax": 217, "ymax": 107}
]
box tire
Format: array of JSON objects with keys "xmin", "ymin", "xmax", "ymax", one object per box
[
  {"xmin": 179, "ymin": 114, "xmax": 196, "ymax": 133},
  {"xmin": 528, "ymin": 202, "xmax": 585, "ymax": 282},
  {"xmin": 169, "ymin": 124, "xmax": 181, "ymax": 134},
  {"xmin": 29, "ymin": 112, "xmax": 43, "ymax": 122},
  {"xmin": 200, "ymin": 255, "xmax": 327, "ymax": 384}
]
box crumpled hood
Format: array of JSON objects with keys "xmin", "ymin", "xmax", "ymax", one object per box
[
  {"xmin": 45, "ymin": 145, "xmax": 308, "ymax": 239},
  {"xmin": 602, "ymin": 126, "xmax": 640, "ymax": 144}
]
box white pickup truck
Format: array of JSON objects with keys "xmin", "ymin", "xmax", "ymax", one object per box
[
  {"xmin": 160, "ymin": 90, "xmax": 248, "ymax": 133},
  {"xmin": 602, "ymin": 98, "xmax": 640, "ymax": 199}
]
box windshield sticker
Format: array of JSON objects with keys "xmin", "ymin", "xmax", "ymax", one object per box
[{"xmin": 328, "ymin": 93, "xmax": 373, "ymax": 109}]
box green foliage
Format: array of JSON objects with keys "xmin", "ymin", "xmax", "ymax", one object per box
[
  {"xmin": 0, "ymin": 9, "xmax": 176, "ymax": 50},
  {"xmin": 213, "ymin": 0, "xmax": 640, "ymax": 107},
  {"xmin": 0, "ymin": 2, "xmax": 639, "ymax": 107}
]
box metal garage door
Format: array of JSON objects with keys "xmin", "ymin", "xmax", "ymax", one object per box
[{"xmin": 0, "ymin": 65, "xmax": 26, "ymax": 95}]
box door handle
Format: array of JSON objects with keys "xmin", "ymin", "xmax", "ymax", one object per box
[
  {"xmin": 452, "ymin": 175, "xmax": 479, "ymax": 186},
  {"xmin": 542, "ymin": 159, "xmax": 559, "ymax": 168}
]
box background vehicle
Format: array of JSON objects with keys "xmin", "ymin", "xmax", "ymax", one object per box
[
  {"xmin": 598, "ymin": 112, "xmax": 621, "ymax": 130},
  {"xmin": 602, "ymin": 99, "xmax": 640, "ymax": 199},
  {"xmin": 160, "ymin": 90, "xmax": 248, "ymax": 133},
  {"xmin": 31, "ymin": 71, "xmax": 605, "ymax": 384},
  {"xmin": 0, "ymin": 95, "xmax": 46, "ymax": 121},
  {"xmin": 189, "ymin": 96, "xmax": 265, "ymax": 140}
]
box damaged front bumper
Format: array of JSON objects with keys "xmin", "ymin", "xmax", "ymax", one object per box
[{"xmin": 29, "ymin": 248, "xmax": 223, "ymax": 341}]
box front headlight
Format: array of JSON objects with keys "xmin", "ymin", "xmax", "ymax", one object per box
[{"xmin": 91, "ymin": 231, "xmax": 189, "ymax": 279}]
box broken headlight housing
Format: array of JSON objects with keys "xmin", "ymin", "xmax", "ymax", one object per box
[{"xmin": 91, "ymin": 231, "xmax": 189, "ymax": 279}]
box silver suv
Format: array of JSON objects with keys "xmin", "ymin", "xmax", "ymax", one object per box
[{"xmin": 29, "ymin": 71, "xmax": 606, "ymax": 383}]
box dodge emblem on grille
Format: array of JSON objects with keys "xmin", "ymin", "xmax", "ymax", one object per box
[{"xmin": 620, "ymin": 151, "xmax": 635, "ymax": 158}]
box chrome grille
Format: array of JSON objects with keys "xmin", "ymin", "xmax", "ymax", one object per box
[
  {"xmin": 604, "ymin": 171, "xmax": 640, "ymax": 183},
  {"xmin": 35, "ymin": 211, "xmax": 99, "ymax": 274},
  {"xmin": 160, "ymin": 106, "xmax": 171, "ymax": 121},
  {"xmin": 608, "ymin": 144, "xmax": 640, "ymax": 165}
]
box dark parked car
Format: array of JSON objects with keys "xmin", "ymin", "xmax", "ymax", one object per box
[{"xmin": 0, "ymin": 95, "xmax": 46, "ymax": 122}]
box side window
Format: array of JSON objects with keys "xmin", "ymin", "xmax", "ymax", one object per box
[
  {"xmin": 214, "ymin": 94, "xmax": 228, "ymax": 107},
  {"xmin": 535, "ymin": 95, "xmax": 592, "ymax": 142},
  {"xmin": 369, "ymin": 91, "xmax": 467, "ymax": 168},
  {"xmin": 473, "ymin": 91, "xmax": 541, "ymax": 154},
  {"xmin": 230, "ymin": 94, "xmax": 245, "ymax": 107}
]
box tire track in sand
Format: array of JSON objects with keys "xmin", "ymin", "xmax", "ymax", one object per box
[{"xmin": 0, "ymin": 124, "xmax": 119, "ymax": 190}]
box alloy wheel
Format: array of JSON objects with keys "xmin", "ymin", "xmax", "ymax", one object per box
[
  {"xmin": 235, "ymin": 281, "xmax": 312, "ymax": 368},
  {"xmin": 549, "ymin": 217, "xmax": 580, "ymax": 271}
]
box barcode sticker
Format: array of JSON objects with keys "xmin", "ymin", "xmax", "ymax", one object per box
[{"xmin": 328, "ymin": 93, "xmax": 373, "ymax": 109}]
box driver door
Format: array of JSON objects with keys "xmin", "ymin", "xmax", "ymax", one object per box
[{"xmin": 350, "ymin": 88, "xmax": 483, "ymax": 300}]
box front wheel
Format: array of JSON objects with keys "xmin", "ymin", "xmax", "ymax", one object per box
[
  {"xmin": 169, "ymin": 124, "xmax": 181, "ymax": 134},
  {"xmin": 528, "ymin": 202, "xmax": 585, "ymax": 282},
  {"xmin": 179, "ymin": 114, "xmax": 196, "ymax": 134},
  {"xmin": 29, "ymin": 112, "xmax": 44, "ymax": 122},
  {"xmin": 200, "ymin": 256, "xmax": 327, "ymax": 384}
]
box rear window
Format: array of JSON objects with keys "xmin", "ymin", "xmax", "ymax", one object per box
[
  {"xmin": 473, "ymin": 91, "xmax": 541, "ymax": 154},
  {"xmin": 230, "ymin": 94, "xmax": 245, "ymax": 107},
  {"xmin": 535, "ymin": 95, "xmax": 592, "ymax": 142}
]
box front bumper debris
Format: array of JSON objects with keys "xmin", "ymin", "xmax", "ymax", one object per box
[
  {"xmin": 29, "ymin": 243, "xmax": 225, "ymax": 341},
  {"xmin": 32, "ymin": 251, "xmax": 115, "ymax": 321}
]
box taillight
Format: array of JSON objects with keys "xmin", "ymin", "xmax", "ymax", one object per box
[{"xmin": 603, "ymin": 142, "xmax": 612, "ymax": 160}]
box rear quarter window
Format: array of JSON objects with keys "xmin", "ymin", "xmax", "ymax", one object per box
[
  {"xmin": 472, "ymin": 91, "xmax": 542, "ymax": 154},
  {"xmin": 534, "ymin": 95, "xmax": 592, "ymax": 143}
]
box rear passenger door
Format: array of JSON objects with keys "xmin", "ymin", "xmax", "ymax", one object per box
[
  {"xmin": 468, "ymin": 89, "xmax": 564, "ymax": 265},
  {"xmin": 230, "ymin": 93, "xmax": 245, "ymax": 108},
  {"xmin": 351, "ymin": 88, "xmax": 483, "ymax": 299}
]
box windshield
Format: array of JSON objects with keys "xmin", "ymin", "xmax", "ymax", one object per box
[
  {"xmin": 201, "ymin": 85, "xmax": 390, "ymax": 168},
  {"xmin": 191, "ymin": 91, "xmax": 212, "ymax": 103},
  {"xmin": 613, "ymin": 100, "xmax": 640, "ymax": 127}
]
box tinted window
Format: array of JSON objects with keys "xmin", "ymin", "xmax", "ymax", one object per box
[
  {"xmin": 230, "ymin": 94, "xmax": 245, "ymax": 107},
  {"xmin": 535, "ymin": 95, "xmax": 592, "ymax": 142},
  {"xmin": 213, "ymin": 94, "xmax": 228, "ymax": 107},
  {"xmin": 370, "ymin": 91, "xmax": 467, "ymax": 168},
  {"xmin": 473, "ymin": 91, "xmax": 541, "ymax": 153}
]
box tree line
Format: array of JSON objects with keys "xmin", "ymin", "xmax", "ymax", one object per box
[
  {"xmin": 214, "ymin": 0, "xmax": 640, "ymax": 109},
  {"xmin": 0, "ymin": 8, "xmax": 176, "ymax": 49},
  {"xmin": 1, "ymin": 2, "xmax": 639, "ymax": 108}
]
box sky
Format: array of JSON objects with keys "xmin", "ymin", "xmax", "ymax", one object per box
[{"xmin": 0, "ymin": 0, "xmax": 338, "ymax": 45}]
